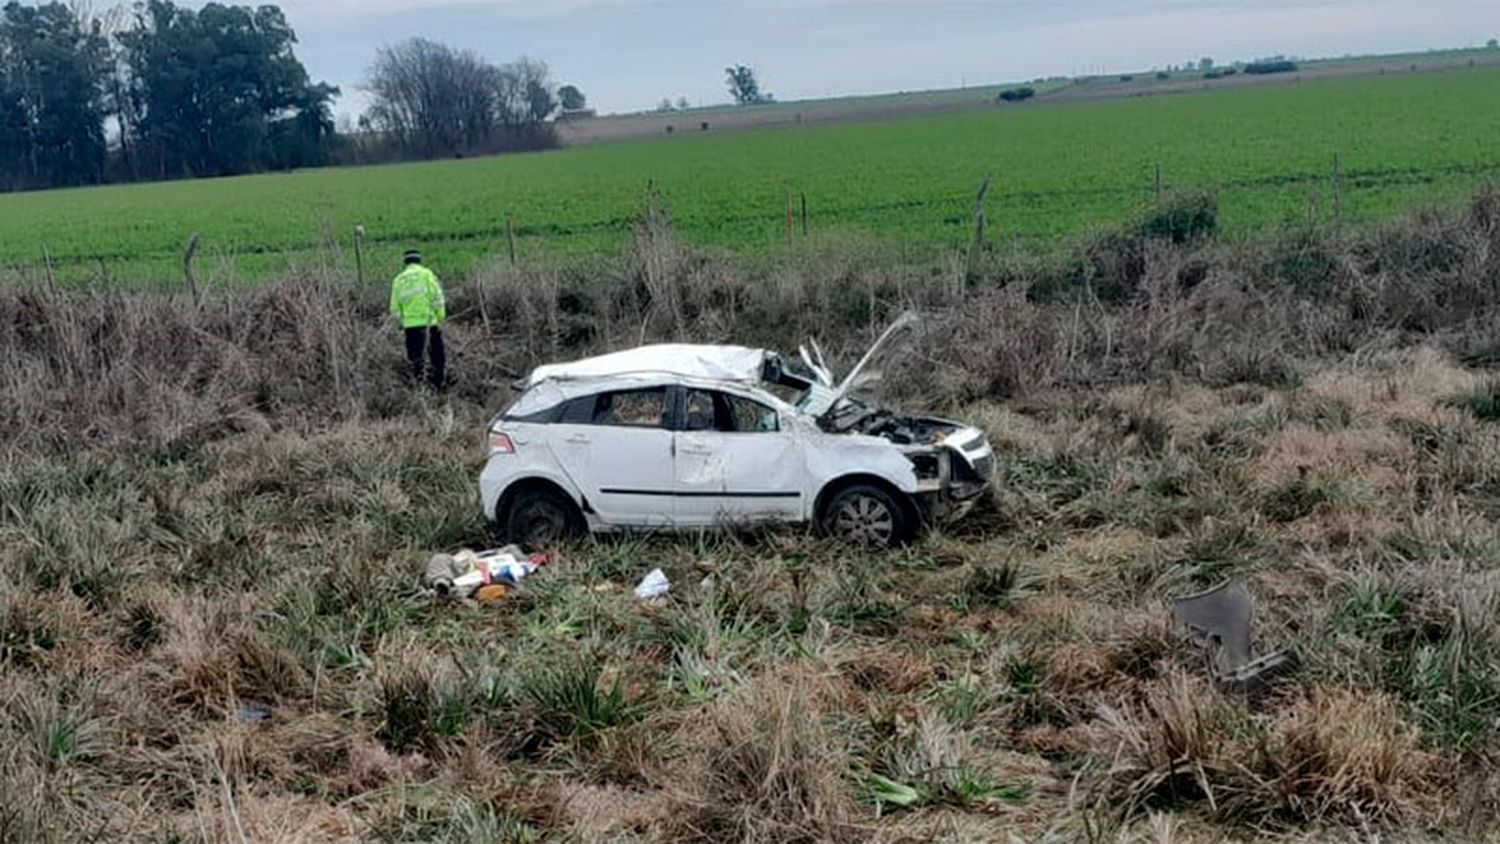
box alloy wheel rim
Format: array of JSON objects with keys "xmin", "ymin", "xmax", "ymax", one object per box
[{"xmin": 834, "ymin": 494, "xmax": 895, "ymax": 545}]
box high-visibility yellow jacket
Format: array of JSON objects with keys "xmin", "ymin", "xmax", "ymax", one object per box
[{"xmin": 390, "ymin": 264, "xmax": 446, "ymax": 328}]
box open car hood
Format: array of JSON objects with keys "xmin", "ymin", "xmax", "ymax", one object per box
[
  {"xmin": 780, "ymin": 312, "xmax": 989, "ymax": 471},
  {"xmin": 794, "ymin": 311, "xmax": 919, "ymax": 418}
]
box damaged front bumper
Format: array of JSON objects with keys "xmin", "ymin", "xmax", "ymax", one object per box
[{"xmin": 909, "ymin": 433, "xmax": 996, "ymax": 525}]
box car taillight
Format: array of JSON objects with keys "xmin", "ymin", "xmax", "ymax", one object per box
[{"xmin": 489, "ymin": 431, "xmax": 516, "ymax": 454}]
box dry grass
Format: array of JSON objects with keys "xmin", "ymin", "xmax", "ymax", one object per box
[
  {"xmin": 3, "ymin": 190, "xmax": 1500, "ymax": 841},
  {"xmin": 667, "ymin": 666, "xmax": 856, "ymax": 842}
]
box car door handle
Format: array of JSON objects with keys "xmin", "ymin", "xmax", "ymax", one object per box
[
  {"xmin": 564, "ymin": 434, "xmax": 591, "ymax": 445},
  {"xmin": 681, "ymin": 446, "xmax": 713, "ymax": 456}
]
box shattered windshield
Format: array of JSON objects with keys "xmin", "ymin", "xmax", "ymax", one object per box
[{"xmin": 793, "ymin": 382, "xmax": 842, "ymax": 416}]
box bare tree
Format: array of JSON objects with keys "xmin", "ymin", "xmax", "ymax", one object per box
[
  {"xmin": 365, "ymin": 38, "xmax": 499, "ymax": 158},
  {"xmin": 358, "ymin": 39, "xmax": 563, "ymax": 160},
  {"xmin": 494, "ymin": 56, "xmax": 556, "ymax": 128}
]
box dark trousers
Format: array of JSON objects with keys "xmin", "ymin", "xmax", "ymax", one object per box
[{"xmin": 404, "ymin": 326, "xmax": 447, "ymax": 390}]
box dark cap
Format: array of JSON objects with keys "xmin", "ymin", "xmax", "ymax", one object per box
[{"xmin": 403, "ymin": 249, "xmax": 422, "ymax": 264}]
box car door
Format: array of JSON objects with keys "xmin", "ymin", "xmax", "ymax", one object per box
[
  {"xmin": 673, "ymin": 387, "xmax": 806, "ymax": 526},
  {"xmin": 547, "ymin": 385, "xmax": 677, "ymax": 527}
]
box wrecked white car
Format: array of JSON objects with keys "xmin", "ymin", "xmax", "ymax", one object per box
[{"xmin": 480, "ymin": 316, "xmax": 995, "ymax": 547}]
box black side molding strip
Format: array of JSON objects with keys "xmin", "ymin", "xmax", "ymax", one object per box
[{"xmin": 601, "ymin": 488, "xmax": 801, "ymax": 499}]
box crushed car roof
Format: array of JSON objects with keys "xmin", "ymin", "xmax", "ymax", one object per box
[{"xmin": 524, "ymin": 344, "xmax": 768, "ymax": 387}]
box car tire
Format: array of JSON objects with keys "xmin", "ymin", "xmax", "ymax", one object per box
[
  {"xmin": 818, "ymin": 483, "xmax": 911, "ymax": 548},
  {"xmin": 504, "ymin": 487, "xmax": 584, "ymax": 548}
]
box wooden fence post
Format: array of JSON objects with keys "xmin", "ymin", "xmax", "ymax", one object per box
[
  {"xmin": 1331, "ymin": 152, "xmax": 1343, "ymax": 228},
  {"xmin": 42, "ymin": 245, "xmax": 56, "ymax": 294},
  {"xmin": 476, "ymin": 268, "xmax": 492, "ymax": 336},
  {"xmin": 801, "ymin": 192, "xmax": 809, "ymax": 237},
  {"xmin": 966, "ymin": 173, "xmax": 993, "ymax": 283},
  {"xmin": 354, "ymin": 225, "xmax": 365, "ymax": 285},
  {"xmin": 1155, "ymin": 163, "xmax": 1163, "ymax": 203},
  {"xmin": 785, "ymin": 190, "xmax": 794, "ymax": 244},
  {"xmin": 506, "ymin": 215, "xmax": 517, "ymax": 266},
  {"xmin": 183, "ymin": 233, "xmax": 201, "ymax": 306}
]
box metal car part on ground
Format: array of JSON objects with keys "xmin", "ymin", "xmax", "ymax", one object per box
[
  {"xmin": 479, "ymin": 314, "xmax": 995, "ymax": 548},
  {"xmin": 1170, "ymin": 579, "xmax": 1300, "ymax": 696}
]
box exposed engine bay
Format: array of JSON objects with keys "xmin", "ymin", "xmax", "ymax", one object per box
[
  {"xmin": 824, "ymin": 401, "xmax": 961, "ymax": 445},
  {"xmin": 758, "ymin": 310, "xmax": 994, "ymax": 508},
  {"xmin": 818, "ymin": 396, "xmax": 990, "ymax": 492}
]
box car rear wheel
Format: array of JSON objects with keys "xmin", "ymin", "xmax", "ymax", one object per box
[
  {"xmin": 504, "ymin": 487, "xmax": 584, "ymax": 548},
  {"xmin": 819, "ymin": 483, "xmax": 911, "ymax": 547}
]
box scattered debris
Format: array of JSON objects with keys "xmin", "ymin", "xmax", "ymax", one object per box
[
  {"xmin": 235, "ymin": 702, "xmax": 273, "ymax": 724},
  {"xmin": 475, "ymin": 584, "xmax": 510, "ymax": 604},
  {"xmin": 1170, "ymin": 579, "xmax": 1299, "ymax": 696},
  {"xmin": 634, "ymin": 569, "xmax": 671, "ymax": 600},
  {"xmin": 425, "ymin": 546, "xmax": 550, "ymax": 601}
]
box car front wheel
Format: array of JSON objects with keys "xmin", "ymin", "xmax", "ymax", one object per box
[
  {"xmin": 818, "ymin": 483, "xmax": 911, "ymax": 547},
  {"xmin": 504, "ymin": 487, "xmax": 584, "ymax": 548}
]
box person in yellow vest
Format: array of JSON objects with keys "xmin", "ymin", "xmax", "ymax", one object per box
[{"xmin": 390, "ymin": 249, "xmax": 447, "ymax": 390}]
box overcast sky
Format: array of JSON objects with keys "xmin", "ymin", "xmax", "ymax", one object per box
[{"xmin": 273, "ymin": 0, "xmax": 1499, "ymax": 119}]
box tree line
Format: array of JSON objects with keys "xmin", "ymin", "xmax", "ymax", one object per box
[
  {"xmin": 0, "ymin": 0, "xmax": 576, "ymax": 192},
  {"xmin": 353, "ymin": 38, "xmax": 567, "ymax": 163}
]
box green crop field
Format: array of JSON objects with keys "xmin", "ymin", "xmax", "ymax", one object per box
[{"xmin": 4, "ymin": 65, "xmax": 1500, "ymax": 284}]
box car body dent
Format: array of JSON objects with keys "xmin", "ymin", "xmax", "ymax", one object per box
[
  {"xmin": 524, "ymin": 344, "xmax": 767, "ymax": 388},
  {"xmin": 801, "ymin": 429, "xmax": 921, "ymax": 502}
]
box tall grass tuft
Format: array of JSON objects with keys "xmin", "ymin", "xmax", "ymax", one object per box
[
  {"xmin": 520, "ymin": 658, "xmax": 635, "ymax": 741},
  {"xmin": 957, "ymin": 559, "xmax": 1036, "ymax": 611},
  {"xmin": 1451, "ymin": 377, "xmax": 1500, "ymax": 422}
]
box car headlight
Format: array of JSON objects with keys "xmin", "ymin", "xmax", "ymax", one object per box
[{"xmin": 909, "ymin": 453, "xmax": 940, "ymax": 480}]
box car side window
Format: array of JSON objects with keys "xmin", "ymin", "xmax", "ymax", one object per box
[
  {"xmin": 684, "ymin": 390, "xmax": 719, "ymax": 432},
  {"xmin": 726, "ymin": 393, "xmax": 780, "ymax": 432},
  {"xmin": 685, "ymin": 389, "xmax": 779, "ymax": 433},
  {"xmin": 558, "ymin": 396, "xmax": 596, "ymax": 424},
  {"xmin": 587, "ymin": 388, "xmax": 668, "ymax": 428}
]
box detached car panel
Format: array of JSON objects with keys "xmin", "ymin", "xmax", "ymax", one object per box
[{"xmin": 481, "ymin": 325, "xmax": 994, "ymax": 547}]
